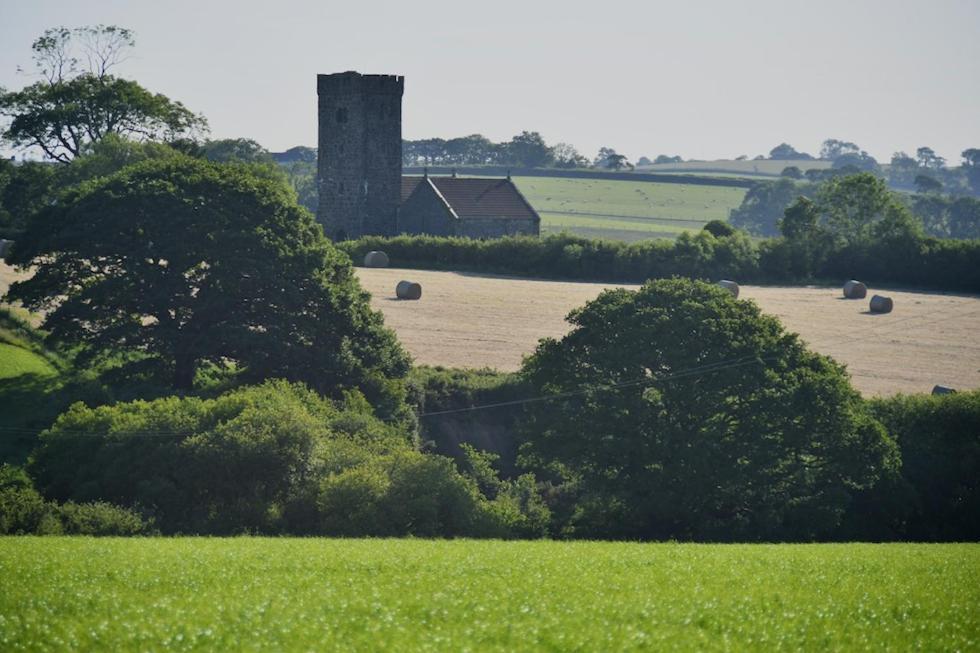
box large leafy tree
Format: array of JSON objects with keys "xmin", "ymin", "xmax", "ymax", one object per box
[
  {"xmin": 816, "ymin": 172, "xmax": 921, "ymax": 244},
  {"xmin": 0, "ymin": 158, "xmax": 58, "ymax": 232},
  {"xmin": 728, "ymin": 177, "xmax": 803, "ymax": 236},
  {"xmin": 0, "ymin": 25, "xmax": 206, "ymax": 163},
  {"xmin": 519, "ymin": 278, "xmax": 897, "ymax": 540},
  {"xmin": 4, "ymin": 157, "xmax": 409, "ymax": 399}
]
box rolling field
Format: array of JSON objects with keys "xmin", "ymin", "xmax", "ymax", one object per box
[
  {"xmin": 357, "ymin": 268, "xmax": 980, "ymax": 396},
  {"xmin": 509, "ymin": 176, "xmax": 747, "ymax": 241},
  {"xmin": 635, "ymin": 158, "xmax": 833, "ymax": 177},
  {"xmin": 0, "ymin": 538, "xmax": 976, "ymax": 651},
  {"xmin": 0, "ymin": 343, "xmax": 54, "ymax": 379}
]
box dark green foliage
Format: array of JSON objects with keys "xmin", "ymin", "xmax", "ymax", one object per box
[
  {"xmin": 848, "ymin": 391, "xmax": 980, "ymax": 541},
  {"xmin": 5, "ymin": 157, "xmax": 409, "ymax": 405},
  {"xmin": 0, "ymin": 464, "xmax": 56, "ymax": 534},
  {"xmin": 339, "ymin": 230, "xmax": 760, "ymax": 284},
  {"xmin": 55, "ymin": 134, "xmax": 184, "ymax": 187},
  {"xmin": 29, "ymin": 381, "xmax": 412, "ymax": 534},
  {"xmin": 340, "ymin": 227, "xmax": 980, "ymax": 292},
  {"xmin": 27, "ymin": 380, "xmax": 544, "ymax": 537},
  {"xmin": 729, "ymin": 178, "xmax": 805, "ymax": 236},
  {"xmin": 777, "ymin": 197, "xmax": 834, "ymax": 279},
  {"xmin": 0, "ymin": 25, "xmax": 206, "ymax": 164},
  {"xmin": 0, "ymin": 74, "xmax": 206, "ymax": 164},
  {"xmin": 780, "ymin": 166, "xmax": 803, "ymax": 179},
  {"xmin": 318, "ymin": 450, "xmax": 498, "ymax": 537},
  {"xmin": 57, "ymin": 501, "xmax": 151, "ymax": 535},
  {"xmin": 201, "ymin": 138, "xmax": 272, "ymax": 164},
  {"xmin": 408, "ymin": 366, "xmax": 529, "ymax": 476},
  {"xmin": 0, "ymin": 159, "xmax": 57, "ymax": 234},
  {"xmin": 911, "ymin": 194, "xmax": 980, "ymax": 239},
  {"xmin": 702, "ymin": 219, "xmax": 736, "ymax": 238},
  {"xmin": 1, "ymin": 463, "xmax": 151, "ymax": 535},
  {"xmin": 518, "ymin": 278, "xmax": 898, "ymax": 541}
]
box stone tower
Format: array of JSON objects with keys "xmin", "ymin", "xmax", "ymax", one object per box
[{"xmin": 317, "ymin": 71, "xmax": 404, "ymax": 240}]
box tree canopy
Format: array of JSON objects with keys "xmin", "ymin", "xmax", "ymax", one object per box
[
  {"xmin": 0, "ymin": 25, "xmax": 206, "ymax": 162},
  {"xmin": 4, "ymin": 157, "xmax": 409, "ymax": 402},
  {"xmin": 519, "ymin": 278, "xmax": 897, "ymax": 540}
]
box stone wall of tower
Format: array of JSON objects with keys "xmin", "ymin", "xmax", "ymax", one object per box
[{"xmin": 317, "ymin": 72, "xmax": 403, "ymax": 239}]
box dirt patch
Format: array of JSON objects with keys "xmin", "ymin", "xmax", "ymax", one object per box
[{"xmin": 357, "ymin": 268, "xmax": 980, "ymax": 397}]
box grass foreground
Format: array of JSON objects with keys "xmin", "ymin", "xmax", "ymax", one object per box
[{"xmin": 1, "ymin": 539, "xmax": 977, "ymax": 651}]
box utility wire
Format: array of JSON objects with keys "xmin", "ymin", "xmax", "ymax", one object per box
[{"xmin": 1, "ymin": 295, "xmax": 976, "ymax": 434}]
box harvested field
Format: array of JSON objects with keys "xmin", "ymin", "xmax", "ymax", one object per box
[{"xmin": 357, "ymin": 268, "xmax": 980, "ymax": 397}]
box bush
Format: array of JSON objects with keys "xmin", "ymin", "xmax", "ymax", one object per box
[
  {"xmin": 57, "ymin": 501, "xmax": 151, "ymax": 536},
  {"xmin": 846, "ymin": 391, "xmax": 980, "ymax": 541},
  {"xmin": 29, "ymin": 380, "xmax": 412, "ymax": 534},
  {"xmin": 28, "ymin": 379, "xmax": 547, "ymax": 537},
  {"xmin": 0, "ymin": 464, "xmax": 56, "ymax": 534},
  {"xmin": 702, "ymin": 220, "xmax": 736, "ymax": 238},
  {"xmin": 1, "ymin": 464, "xmax": 151, "ymax": 535}
]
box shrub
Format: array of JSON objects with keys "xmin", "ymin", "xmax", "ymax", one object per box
[
  {"xmin": 29, "ymin": 380, "xmax": 412, "ymax": 534},
  {"xmin": 57, "ymin": 501, "xmax": 152, "ymax": 536},
  {"xmin": 0, "ymin": 464, "xmax": 56, "ymax": 534},
  {"xmin": 28, "ymin": 379, "xmax": 545, "ymax": 537},
  {"xmin": 1, "ymin": 464, "xmax": 151, "ymax": 535},
  {"xmin": 848, "ymin": 391, "xmax": 980, "ymax": 541},
  {"xmin": 702, "ymin": 219, "xmax": 736, "ymax": 238}
]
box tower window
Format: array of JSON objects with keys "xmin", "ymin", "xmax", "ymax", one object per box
[{"xmin": 336, "ymin": 107, "xmax": 348, "ymax": 123}]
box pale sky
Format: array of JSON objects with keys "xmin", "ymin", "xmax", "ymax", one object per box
[{"xmin": 2, "ymin": 0, "xmax": 979, "ymax": 164}]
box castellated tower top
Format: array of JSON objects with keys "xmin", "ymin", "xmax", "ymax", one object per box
[{"xmin": 316, "ymin": 71, "xmax": 404, "ymax": 240}]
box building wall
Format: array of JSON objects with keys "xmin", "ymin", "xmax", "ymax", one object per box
[
  {"xmin": 317, "ymin": 72, "xmax": 403, "ymax": 240},
  {"xmin": 398, "ymin": 183, "xmax": 457, "ymax": 236},
  {"xmin": 458, "ymin": 217, "xmax": 539, "ymax": 239}
]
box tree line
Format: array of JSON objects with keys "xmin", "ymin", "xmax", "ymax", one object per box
[{"xmin": 0, "ymin": 25, "xmax": 977, "ymax": 542}]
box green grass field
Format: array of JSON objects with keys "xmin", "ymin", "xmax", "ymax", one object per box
[
  {"xmin": 1, "ymin": 539, "xmax": 976, "ymax": 651},
  {"xmin": 0, "ymin": 342, "xmax": 56, "ymax": 379},
  {"xmin": 511, "ymin": 176, "xmax": 747, "ymax": 242}
]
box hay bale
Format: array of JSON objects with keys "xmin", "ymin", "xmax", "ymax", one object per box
[
  {"xmin": 843, "ymin": 280, "xmax": 867, "ymax": 299},
  {"xmin": 363, "ymin": 251, "xmax": 389, "ymax": 268},
  {"xmin": 717, "ymin": 280, "xmax": 739, "ymax": 298},
  {"xmin": 869, "ymin": 294, "xmax": 893, "ymax": 313},
  {"xmin": 932, "ymin": 385, "xmax": 956, "ymax": 395},
  {"xmin": 395, "ymin": 280, "xmax": 422, "ymax": 300},
  {"xmin": 0, "ymin": 239, "xmax": 13, "ymax": 258}
]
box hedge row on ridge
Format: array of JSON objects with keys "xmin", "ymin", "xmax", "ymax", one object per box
[{"xmin": 338, "ymin": 232, "xmax": 980, "ymax": 293}]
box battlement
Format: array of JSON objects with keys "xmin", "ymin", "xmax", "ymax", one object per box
[{"xmin": 317, "ymin": 72, "xmax": 404, "ymax": 96}]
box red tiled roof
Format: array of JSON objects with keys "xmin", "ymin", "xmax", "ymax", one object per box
[
  {"xmin": 401, "ymin": 177, "xmax": 423, "ymax": 203},
  {"xmin": 401, "ymin": 176, "xmax": 539, "ymax": 221}
]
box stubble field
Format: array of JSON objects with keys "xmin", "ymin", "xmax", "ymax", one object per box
[{"xmin": 357, "ymin": 268, "xmax": 980, "ymax": 397}]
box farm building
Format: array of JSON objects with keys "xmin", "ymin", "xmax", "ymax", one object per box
[{"xmin": 399, "ymin": 173, "xmax": 540, "ymax": 238}]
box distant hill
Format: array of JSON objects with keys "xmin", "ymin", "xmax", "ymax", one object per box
[{"xmin": 636, "ymin": 159, "xmax": 833, "ymax": 178}]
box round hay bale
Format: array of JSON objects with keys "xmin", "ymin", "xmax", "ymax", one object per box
[
  {"xmin": 395, "ymin": 280, "xmax": 422, "ymax": 300},
  {"xmin": 363, "ymin": 250, "xmax": 390, "ymax": 268},
  {"xmin": 843, "ymin": 279, "xmax": 867, "ymax": 299},
  {"xmin": 932, "ymin": 385, "xmax": 956, "ymax": 395},
  {"xmin": 869, "ymin": 294, "xmax": 893, "ymax": 314},
  {"xmin": 0, "ymin": 239, "xmax": 13, "ymax": 258},
  {"xmin": 717, "ymin": 280, "xmax": 739, "ymax": 298}
]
